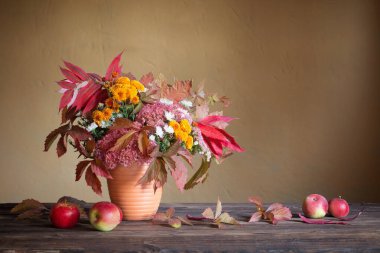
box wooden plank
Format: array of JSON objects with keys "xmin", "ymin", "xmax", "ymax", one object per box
[{"xmin": 0, "ymin": 203, "xmax": 379, "ymax": 252}]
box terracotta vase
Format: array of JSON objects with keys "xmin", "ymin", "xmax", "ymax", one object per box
[{"xmin": 107, "ymin": 162, "xmax": 162, "ymax": 221}]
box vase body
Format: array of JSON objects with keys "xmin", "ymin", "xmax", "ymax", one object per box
[{"xmin": 107, "ymin": 162, "xmax": 162, "ymax": 221}]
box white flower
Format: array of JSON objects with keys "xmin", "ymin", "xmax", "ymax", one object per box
[
  {"xmin": 159, "ymin": 98, "xmax": 173, "ymax": 105},
  {"xmin": 86, "ymin": 122, "xmax": 98, "ymax": 132},
  {"xmin": 164, "ymin": 111, "xmax": 175, "ymax": 121},
  {"xmin": 194, "ymin": 141, "xmax": 199, "ymax": 145},
  {"xmin": 163, "ymin": 124, "xmax": 174, "ymax": 134},
  {"xmin": 180, "ymin": 100, "xmax": 193, "ymax": 108},
  {"xmin": 155, "ymin": 126, "xmax": 164, "ymax": 138},
  {"xmin": 149, "ymin": 135, "xmax": 156, "ymax": 141},
  {"xmin": 198, "ymin": 90, "xmax": 206, "ymax": 98}
]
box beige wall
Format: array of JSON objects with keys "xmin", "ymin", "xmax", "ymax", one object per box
[{"xmin": 0, "ymin": 0, "xmax": 379, "ymax": 203}]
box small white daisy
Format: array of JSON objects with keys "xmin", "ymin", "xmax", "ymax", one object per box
[
  {"xmin": 149, "ymin": 135, "xmax": 156, "ymax": 141},
  {"xmin": 164, "ymin": 111, "xmax": 175, "ymax": 121},
  {"xmin": 86, "ymin": 122, "xmax": 98, "ymax": 132},
  {"xmin": 155, "ymin": 126, "xmax": 164, "ymax": 138},
  {"xmin": 163, "ymin": 124, "xmax": 174, "ymax": 134}
]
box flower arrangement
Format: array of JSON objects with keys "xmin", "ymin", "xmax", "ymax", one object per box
[{"xmin": 44, "ymin": 52, "xmax": 244, "ymax": 195}]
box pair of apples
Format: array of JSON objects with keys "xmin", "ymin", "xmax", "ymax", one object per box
[
  {"xmin": 50, "ymin": 201, "xmax": 122, "ymax": 231},
  {"xmin": 302, "ymin": 194, "xmax": 350, "ymax": 219}
]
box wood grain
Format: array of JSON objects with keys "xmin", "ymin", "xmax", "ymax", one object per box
[{"xmin": 0, "ymin": 203, "xmax": 379, "ymax": 252}]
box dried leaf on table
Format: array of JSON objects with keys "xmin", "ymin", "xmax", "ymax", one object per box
[
  {"xmin": 11, "ymin": 199, "xmax": 48, "ymax": 220},
  {"xmin": 248, "ymin": 196, "xmax": 292, "ymax": 225},
  {"xmin": 152, "ymin": 207, "xmax": 193, "ymax": 228}
]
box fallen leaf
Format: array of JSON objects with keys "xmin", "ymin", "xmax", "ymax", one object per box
[{"xmin": 11, "ymin": 199, "xmax": 46, "ymax": 214}]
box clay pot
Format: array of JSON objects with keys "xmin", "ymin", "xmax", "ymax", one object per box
[{"xmin": 107, "ymin": 162, "xmax": 162, "ymax": 221}]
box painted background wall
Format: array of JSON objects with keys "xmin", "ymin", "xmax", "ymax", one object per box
[{"xmin": 0, "ymin": 0, "xmax": 379, "ymax": 203}]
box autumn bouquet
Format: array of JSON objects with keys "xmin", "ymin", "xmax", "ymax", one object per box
[{"xmin": 44, "ymin": 52, "xmax": 244, "ymax": 195}]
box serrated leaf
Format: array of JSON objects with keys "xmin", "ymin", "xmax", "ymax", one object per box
[
  {"xmin": 11, "ymin": 199, "xmax": 46, "ymax": 214},
  {"xmin": 109, "ymin": 118, "xmax": 133, "ymax": 131},
  {"xmin": 85, "ymin": 139, "xmax": 96, "ymax": 154},
  {"xmin": 184, "ymin": 158, "xmax": 211, "ymax": 190},
  {"xmin": 163, "ymin": 140, "xmax": 181, "ymax": 157},
  {"xmin": 91, "ymin": 160, "xmax": 112, "ymax": 179},
  {"xmin": 109, "ymin": 130, "xmax": 136, "ymax": 152},
  {"xmin": 161, "ymin": 80, "xmax": 192, "ymax": 102},
  {"xmin": 85, "ymin": 167, "xmax": 102, "ymax": 195},
  {"xmin": 67, "ymin": 126, "xmax": 91, "ymax": 141},
  {"xmin": 75, "ymin": 160, "xmax": 91, "ymax": 181},
  {"xmin": 168, "ymin": 217, "xmax": 182, "ymax": 229},
  {"xmin": 215, "ymin": 212, "xmax": 239, "ymax": 225},
  {"xmin": 202, "ymin": 207, "xmax": 214, "ymax": 219},
  {"xmin": 137, "ymin": 131, "xmax": 149, "ymax": 156},
  {"xmin": 171, "ymin": 156, "xmax": 188, "ymax": 192},
  {"xmin": 56, "ymin": 134, "xmax": 67, "ymax": 157},
  {"xmin": 44, "ymin": 123, "xmax": 70, "ymax": 151},
  {"xmin": 140, "ymin": 72, "xmax": 154, "ymax": 85}
]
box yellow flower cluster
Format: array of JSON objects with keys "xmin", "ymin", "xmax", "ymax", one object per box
[
  {"xmin": 169, "ymin": 119, "xmax": 194, "ymax": 150},
  {"xmin": 92, "ymin": 107, "xmax": 113, "ymax": 126},
  {"xmin": 109, "ymin": 77, "xmax": 145, "ymax": 104}
]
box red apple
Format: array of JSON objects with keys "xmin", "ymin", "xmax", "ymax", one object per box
[
  {"xmin": 50, "ymin": 202, "xmax": 80, "ymax": 229},
  {"xmin": 329, "ymin": 197, "xmax": 350, "ymax": 218},
  {"xmin": 302, "ymin": 194, "xmax": 328, "ymax": 219},
  {"xmin": 89, "ymin": 201, "xmax": 122, "ymax": 232}
]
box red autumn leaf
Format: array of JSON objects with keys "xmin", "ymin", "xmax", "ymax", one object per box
[
  {"xmin": 168, "ymin": 217, "xmax": 182, "ymax": 229},
  {"xmin": 265, "ymin": 204, "xmax": 292, "ymax": 224},
  {"xmin": 140, "ymin": 72, "xmax": 154, "ymax": 85},
  {"xmin": 298, "ymin": 213, "xmax": 348, "ymax": 225},
  {"xmin": 85, "ymin": 167, "xmax": 102, "ymax": 195},
  {"xmin": 249, "ymin": 211, "xmax": 262, "ymax": 222},
  {"xmin": 171, "ymin": 156, "xmax": 188, "ymax": 192},
  {"xmin": 63, "ymin": 61, "xmax": 88, "ymax": 81},
  {"xmin": 105, "ymin": 52, "xmax": 123, "ymax": 81},
  {"xmin": 109, "ymin": 130, "xmax": 137, "ymax": 152},
  {"xmin": 137, "ymin": 131, "xmax": 149, "ymax": 156},
  {"xmin": 67, "ymin": 126, "xmax": 92, "ymax": 141},
  {"xmin": 91, "ymin": 160, "xmax": 112, "ymax": 179},
  {"xmin": 85, "ymin": 139, "xmax": 96, "ymax": 154},
  {"xmin": 124, "ymin": 72, "xmax": 136, "ymax": 80},
  {"xmin": 56, "ymin": 134, "xmax": 67, "ymax": 157},
  {"xmin": 109, "ymin": 118, "xmax": 134, "ymax": 131},
  {"xmin": 75, "ymin": 160, "xmax": 91, "ymax": 181},
  {"xmin": 61, "ymin": 106, "xmax": 77, "ymax": 124},
  {"xmin": 161, "ymin": 80, "xmax": 192, "ymax": 102},
  {"xmin": 44, "ymin": 123, "xmax": 70, "ymax": 152}
]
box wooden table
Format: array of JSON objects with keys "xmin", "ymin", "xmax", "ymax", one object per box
[{"xmin": 0, "ymin": 203, "xmax": 379, "ymax": 252}]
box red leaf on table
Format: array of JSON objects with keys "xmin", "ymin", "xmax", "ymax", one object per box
[
  {"xmin": 266, "ymin": 204, "xmax": 292, "ymax": 224},
  {"xmin": 168, "ymin": 217, "xmax": 182, "ymax": 228},
  {"xmin": 85, "ymin": 167, "xmax": 102, "ymax": 195},
  {"xmin": 249, "ymin": 211, "xmax": 262, "ymax": 222},
  {"xmin": 298, "ymin": 213, "xmax": 347, "ymax": 225}
]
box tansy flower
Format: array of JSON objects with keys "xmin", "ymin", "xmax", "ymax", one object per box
[
  {"xmin": 92, "ymin": 110, "xmax": 105, "ymax": 126},
  {"xmin": 175, "ymin": 130, "xmax": 188, "ymax": 142},
  {"xmin": 180, "ymin": 119, "xmax": 191, "ymax": 134},
  {"xmin": 169, "ymin": 121, "xmax": 180, "ymax": 132},
  {"xmin": 129, "ymin": 87, "xmax": 138, "ymax": 98},
  {"xmin": 102, "ymin": 108, "xmax": 113, "ymax": 121},
  {"xmin": 112, "ymin": 87, "xmax": 127, "ymax": 102},
  {"xmin": 186, "ymin": 136, "xmax": 194, "ymax": 150},
  {"xmin": 131, "ymin": 80, "xmax": 145, "ymax": 91},
  {"xmin": 116, "ymin": 77, "xmax": 130, "ymax": 85},
  {"xmin": 130, "ymin": 96, "xmax": 140, "ymax": 104},
  {"xmin": 105, "ymin": 98, "xmax": 114, "ymax": 108}
]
